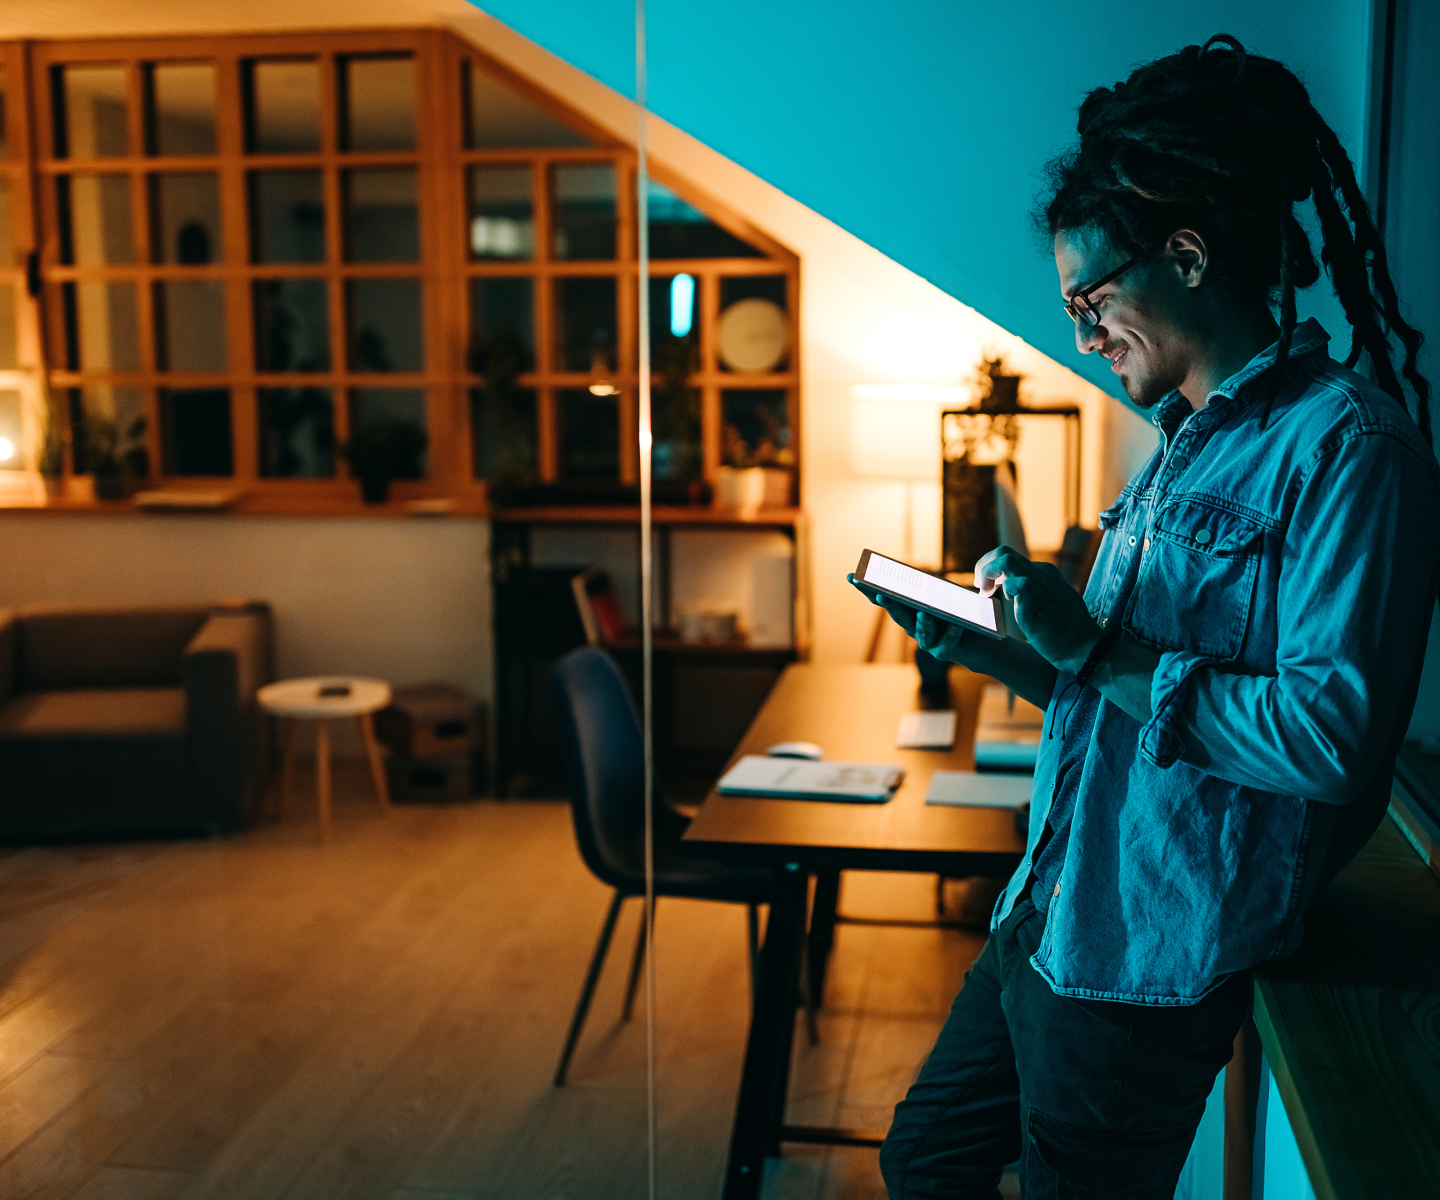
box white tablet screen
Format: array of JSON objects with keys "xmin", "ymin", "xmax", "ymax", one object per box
[{"xmin": 862, "ymin": 552, "xmax": 998, "ymax": 632}]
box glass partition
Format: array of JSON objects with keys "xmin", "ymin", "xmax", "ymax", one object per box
[
  {"xmin": 148, "ymin": 62, "xmax": 217, "ymax": 155},
  {"xmin": 254, "ymin": 279, "xmax": 330, "ymax": 372},
  {"xmin": 153, "ymin": 280, "xmax": 227, "ymax": 371},
  {"xmin": 469, "ymin": 276, "xmax": 535, "ymax": 373},
  {"xmin": 250, "ymin": 169, "xmax": 326, "ymax": 263},
  {"xmin": 161, "ymin": 387, "xmax": 233, "ymax": 474},
  {"xmin": 553, "ymin": 164, "xmax": 616, "ymax": 261},
  {"xmin": 259, "ymin": 386, "xmax": 335, "ymax": 477},
  {"xmin": 347, "ymin": 279, "xmax": 423, "ymax": 372},
  {"xmin": 247, "ymin": 59, "xmax": 321, "ymax": 153},
  {"xmin": 464, "ymin": 59, "xmax": 589, "ymax": 148},
  {"xmin": 558, "ymin": 386, "xmax": 618, "ymax": 479},
  {"xmin": 343, "ymin": 56, "xmax": 416, "ymax": 151},
  {"xmin": 345, "ymin": 168, "xmax": 419, "ymax": 262},
  {"xmin": 60, "ymin": 65, "xmax": 129, "ymax": 158},
  {"xmin": 468, "ymin": 165, "xmax": 533, "ymax": 260},
  {"xmin": 59, "ymin": 175, "xmax": 135, "ymax": 265},
  {"xmin": 150, "ymin": 172, "xmax": 220, "ymax": 264}
]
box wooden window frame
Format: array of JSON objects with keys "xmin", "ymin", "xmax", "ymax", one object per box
[
  {"xmin": 7, "ymin": 29, "xmax": 799, "ymax": 513},
  {"xmin": 0, "ymin": 42, "xmax": 44, "ymax": 489}
]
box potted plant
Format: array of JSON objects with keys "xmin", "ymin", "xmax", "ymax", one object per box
[
  {"xmin": 84, "ymin": 413, "xmax": 149, "ymax": 500},
  {"xmin": 38, "ymin": 403, "xmax": 66, "ymax": 499},
  {"xmin": 941, "ymin": 353, "xmax": 1023, "ymax": 574},
  {"xmin": 342, "ymin": 420, "xmax": 426, "ymax": 504}
]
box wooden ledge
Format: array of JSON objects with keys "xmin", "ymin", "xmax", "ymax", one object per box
[{"xmin": 1252, "ymin": 811, "xmax": 1440, "ymax": 1199}]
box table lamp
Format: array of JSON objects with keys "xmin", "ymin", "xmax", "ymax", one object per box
[
  {"xmin": 850, "ymin": 384, "xmax": 965, "ymax": 663},
  {"xmin": 849, "ymin": 384, "xmax": 966, "ymax": 565}
]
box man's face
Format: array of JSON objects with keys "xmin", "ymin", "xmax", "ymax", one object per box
[{"xmin": 1054, "ymin": 226, "xmax": 1191, "ymax": 408}]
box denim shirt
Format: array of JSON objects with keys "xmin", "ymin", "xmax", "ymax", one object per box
[{"xmin": 991, "ymin": 320, "xmax": 1440, "ymax": 1004}]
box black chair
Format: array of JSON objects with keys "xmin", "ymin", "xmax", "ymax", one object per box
[{"xmin": 551, "ymin": 646, "xmax": 777, "ymax": 1085}]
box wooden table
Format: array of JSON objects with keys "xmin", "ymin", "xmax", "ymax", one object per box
[{"xmin": 683, "ymin": 663, "xmax": 1027, "ymax": 1200}]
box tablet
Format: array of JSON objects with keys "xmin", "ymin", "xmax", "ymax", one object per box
[{"xmin": 854, "ymin": 549, "xmax": 1006, "ymax": 640}]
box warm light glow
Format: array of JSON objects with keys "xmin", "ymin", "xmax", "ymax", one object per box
[
  {"xmin": 0, "ymin": 437, "xmax": 13, "ymax": 462},
  {"xmin": 587, "ymin": 344, "xmax": 620, "ymax": 396},
  {"xmin": 850, "ymin": 384, "xmax": 970, "ymax": 403},
  {"xmin": 670, "ymin": 274, "xmax": 695, "ymax": 338},
  {"xmin": 639, "ymin": 424, "xmax": 653, "ymax": 453},
  {"xmin": 850, "ymin": 399, "xmax": 941, "ymax": 480},
  {"xmin": 849, "ymin": 311, "xmax": 988, "ymax": 382}
]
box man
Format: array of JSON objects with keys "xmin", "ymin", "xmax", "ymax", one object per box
[{"xmin": 863, "ymin": 35, "xmax": 1437, "ymax": 1199}]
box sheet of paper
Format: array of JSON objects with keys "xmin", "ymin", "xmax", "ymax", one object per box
[
  {"xmin": 925, "ymin": 770, "xmax": 1034, "ymax": 808},
  {"xmin": 896, "ymin": 710, "xmax": 957, "ymax": 749}
]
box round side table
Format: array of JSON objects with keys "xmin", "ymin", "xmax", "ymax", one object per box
[{"xmin": 258, "ymin": 676, "xmax": 392, "ymax": 840}]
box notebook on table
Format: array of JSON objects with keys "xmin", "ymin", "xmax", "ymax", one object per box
[{"xmin": 717, "ymin": 756, "xmax": 905, "ymax": 803}]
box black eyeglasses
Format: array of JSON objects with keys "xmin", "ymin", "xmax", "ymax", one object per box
[{"xmin": 1062, "ymin": 256, "xmax": 1140, "ymax": 327}]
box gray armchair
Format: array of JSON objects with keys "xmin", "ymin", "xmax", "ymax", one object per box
[{"xmin": 0, "ymin": 602, "xmax": 273, "ymax": 840}]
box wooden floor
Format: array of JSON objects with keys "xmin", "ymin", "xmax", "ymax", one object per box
[{"xmin": 0, "ymin": 765, "xmax": 1015, "ymax": 1200}]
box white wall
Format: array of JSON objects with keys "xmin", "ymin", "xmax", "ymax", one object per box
[{"xmin": 0, "ymin": 513, "xmax": 492, "ymax": 714}]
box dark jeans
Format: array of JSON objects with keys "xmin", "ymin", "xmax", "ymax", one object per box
[{"xmin": 879, "ymin": 898, "xmax": 1249, "ymax": 1199}]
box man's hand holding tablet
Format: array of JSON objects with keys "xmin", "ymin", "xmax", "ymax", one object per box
[
  {"xmin": 848, "ymin": 549, "xmax": 1011, "ymax": 682},
  {"xmin": 972, "ymin": 545, "xmax": 1105, "ymax": 677},
  {"xmin": 851, "ymin": 549, "xmax": 1006, "ymax": 639},
  {"xmin": 849, "ymin": 544, "xmax": 1108, "ymax": 712}
]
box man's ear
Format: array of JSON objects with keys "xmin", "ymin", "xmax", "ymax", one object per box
[{"xmin": 1167, "ymin": 230, "xmax": 1209, "ymax": 289}]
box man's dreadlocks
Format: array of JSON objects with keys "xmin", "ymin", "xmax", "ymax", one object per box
[{"xmin": 1039, "ymin": 34, "xmax": 1429, "ymax": 436}]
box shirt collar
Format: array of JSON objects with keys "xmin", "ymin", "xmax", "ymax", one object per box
[{"xmin": 1150, "ymin": 319, "xmax": 1332, "ymax": 430}]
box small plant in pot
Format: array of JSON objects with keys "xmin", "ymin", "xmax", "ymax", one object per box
[
  {"xmin": 84, "ymin": 413, "xmax": 149, "ymax": 500},
  {"xmin": 342, "ymin": 420, "xmax": 426, "ymax": 504},
  {"xmin": 38, "ymin": 402, "xmax": 66, "ymax": 498}
]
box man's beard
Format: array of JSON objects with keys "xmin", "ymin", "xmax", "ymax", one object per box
[
  {"xmin": 1125, "ymin": 373, "xmax": 1172, "ymax": 409},
  {"xmin": 1109, "ymin": 341, "xmax": 1180, "ymax": 409}
]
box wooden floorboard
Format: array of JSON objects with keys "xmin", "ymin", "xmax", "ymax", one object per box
[{"xmin": 0, "ymin": 767, "xmax": 1013, "ymax": 1199}]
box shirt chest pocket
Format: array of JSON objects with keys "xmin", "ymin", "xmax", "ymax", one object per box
[
  {"xmin": 1124, "ymin": 498, "xmax": 1265, "ymax": 661},
  {"xmin": 1085, "ymin": 492, "xmax": 1141, "ymax": 613}
]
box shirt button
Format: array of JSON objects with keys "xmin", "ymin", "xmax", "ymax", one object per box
[
  {"xmin": 1143, "ymin": 537, "xmax": 1151, "ymax": 552},
  {"xmin": 1196, "ymin": 529, "xmax": 1212, "ymax": 545},
  {"xmin": 1128, "ymin": 535, "xmax": 1137, "ymax": 546},
  {"xmin": 1053, "ymin": 882, "xmax": 1062, "ymax": 897}
]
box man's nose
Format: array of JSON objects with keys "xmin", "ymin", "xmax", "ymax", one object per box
[{"xmin": 1075, "ymin": 319, "xmax": 1105, "ymax": 354}]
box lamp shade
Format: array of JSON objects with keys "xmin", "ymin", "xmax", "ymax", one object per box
[{"xmin": 849, "ymin": 396, "xmax": 943, "ymax": 480}]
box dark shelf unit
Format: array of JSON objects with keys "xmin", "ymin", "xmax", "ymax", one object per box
[{"xmin": 491, "ymin": 506, "xmax": 804, "ymax": 799}]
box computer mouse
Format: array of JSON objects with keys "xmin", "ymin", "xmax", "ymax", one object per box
[{"xmin": 766, "ymin": 741, "xmax": 824, "ymax": 761}]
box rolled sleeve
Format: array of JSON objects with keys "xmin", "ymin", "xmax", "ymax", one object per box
[
  {"xmin": 1140, "ymin": 651, "xmax": 1216, "ymax": 768},
  {"xmin": 1149, "ymin": 426, "xmax": 1438, "ymax": 801}
]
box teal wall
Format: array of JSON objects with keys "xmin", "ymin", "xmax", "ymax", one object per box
[{"xmin": 472, "ymin": 0, "xmax": 1373, "ymax": 394}]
